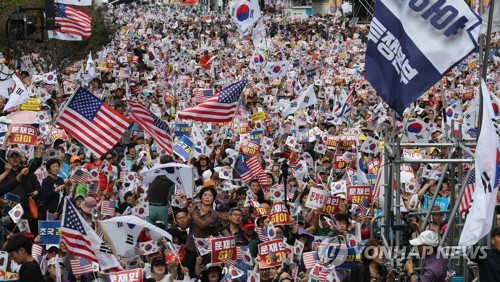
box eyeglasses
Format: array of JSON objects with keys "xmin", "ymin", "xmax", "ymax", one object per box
[
  {"xmin": 105, "ymin": 157, "xmax": 113, "ymax": 160},
  {"xmin": 230, "ymin": 213, "xmax": 243, "ymax": 217}
]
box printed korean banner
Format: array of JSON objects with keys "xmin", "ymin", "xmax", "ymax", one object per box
[
  {"xmin": 269, "ymin": 202, "xmax": 293, "ymax": 225},
  {"xmin": 20, "ymin": 98, "xmax": 41, "ymax": 111},
  {"xmin": 237, "ymin": 122, "xmax": 250, "ymax": 134},
  {"xmin": 325, "ymin": 135, "xmax": 337, "ymax": 148},
  {"xmin": 258, "ymin": 239, "xmax": 291, "ymax": 269},
  {"xmin": 250, "ymin": 111, "xmax": 266, "ymax": 122},
  {"xmin": 102, "ymin": 268, "xmax": 142, "ymax": 282},
  {"xmin": 174, "ymin": 123, "xmax": 191, "ymax": 138},
  {"xmin": 334, "ymin": 154, "xmax": 346, "ymax": 169},
  {"xmin": 38, "ymin": 221, "xmax": 61, "ymax": 245},
  {"xmin": 367, "ymin": 159, "xmax": 380, "ymax": 174},
  {"xmin": 254, "ymin": 206, "xmax": 271, "ymax": 217},
  {"xmin": 338, "ymin": 135, "xmax": 356, "ymax": 148},
  {"xmin": 239, "ymin": 140, "xmax": 261, "ymax": 156},
  {"xmin": 8, "ymin": 125, "xmax": 37, "ymax": 145},
  {"xmin": 305, "ymin": 187, "xmax": 329, "ymax": 210},
  {"xmin": 365, "ymin": 0, "xmax": 480, "ymax": 114},
  {"xmin": 172, "ymin": 136, "xmax": 194, "ymax": 161},
  {"xmin": 320, "ymin": 196, "xmax": 342, "ymax": 215},
  {"xmin": 347, "ymin": 185, "xmax": 372, "ymax": 204},
  {"xmin": 250, "ymin": 130, "xmax": 265, "ymax": 143},
  {"xmin": 211, "ymin": 236, "xmax": 236, "ymax": 263},
  {"xmin": 49, "ymin": 129, "xmax": 69, "ymax": 143}
]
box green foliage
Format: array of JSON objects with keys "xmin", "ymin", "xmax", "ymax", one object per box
[{"xmin": 1, "ymin": 2, "xmax": 116, "ymax": 73}]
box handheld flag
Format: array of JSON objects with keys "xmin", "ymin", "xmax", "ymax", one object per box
[{"xmin": 459, "ymin": 80, "xmax": 500, "ymax": 246}]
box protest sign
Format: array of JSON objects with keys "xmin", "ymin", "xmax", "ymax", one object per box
[
  {"xmin": 338, "ymin": 135, "xmax": 356, "ymax": 148},
  {"xmin": 305, "ymin": 187, "xmax": 329, "ymax": 210},
  {"xmin": 347, "ymin": 185, "xmax": 372, "ymax": 205},
  {"xmin": 172, "ymin": 135, "xmax": 194, "ymax": 161},
  {"xmin": 8, "ymin": 125, "xmax": 37, "ymax": 146},
  {"xmin": 49, "ymin": 129, "xmax": 69, "ymax": 143},
  {"xmin": 251, "ymin": 111, "xmax": 266, "ymax": 122},
  {"xmin": 239, "ymin": 140, "xmax": 261, "ymax": 156},
  {"xmin": 211, "ymin": 236, "xmax": 236, "ymax": 263},
  {"xmin": 174, "ymin": 123, "xmax": 191, "ymax": 138},
  {"xmin": 325, "ymin": 135, "xmax": 337, "ymax": 148},
  {"xmin": 334, "ymin": 154, "xmax": 346, "ymax": 169},
  {"xmin": 237, "ymin": 122, "xmax": 250, "ymax": 134},
  {"xmin": 102, "ymin": 268, "xmax": 142, "ymax": 282},
  {"xmin": 20, "ymin": 98, "xmax": 40, "ymax": 111},
  {"xmin": 38, "ymin": 221, "xmax": 61, "ymax": 245},
  {"xmin": 250, "ymin": 130, "xmax": 265, "ymax": 143},
  {"xmin": 270, "ymin": 202, "xmax": 293, "ymax": 225},
  {"xmin": 258, "ymin": 239, "xmax": 291, "ymax": 269},
  {"xmin": 320, "ymin": 196, "xmax": 342, "ymax": 215},
  {"xmin": 367, "ymin": 159, "xmax": 380, "ymax": 174}
]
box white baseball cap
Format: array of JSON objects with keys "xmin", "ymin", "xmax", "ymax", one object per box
[{"xmin": 409, "ymin": 230, "xmax": 439, "ymax": 247}]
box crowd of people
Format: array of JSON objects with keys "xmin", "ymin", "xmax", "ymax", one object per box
[{"xmin": 0, "ymin": 1, "xmax": 499, "ymax": 282}]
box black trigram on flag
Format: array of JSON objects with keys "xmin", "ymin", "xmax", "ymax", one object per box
[
  {"xmin": 99, "ymin": 243, "xmax": 113, "ymax": 254},
  {"xmin": 125, "ymin": 234, "xmax": 134, "ymax": 245}
]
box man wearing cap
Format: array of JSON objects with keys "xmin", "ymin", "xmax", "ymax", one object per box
[
  {"xmin": 404, "ymin": 230, "xmax": 447, "ymax": 282},
  {"xmin": 468, "ymin": 227, "xmax": 500, "ymax": 282},
  {"xmin": 0, "ymin": 133, "xmax": 44, "ymax": 234}
]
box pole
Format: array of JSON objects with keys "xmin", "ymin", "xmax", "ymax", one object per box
[{"xmin": 439, "ymin": 167, "xmax": 474, "ymax": 246}]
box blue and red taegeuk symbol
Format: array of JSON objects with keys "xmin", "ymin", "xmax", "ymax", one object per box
[
  {"xmin": 235, "ymin": 4, "xmax": 250, "ymax": 21},
  {"xmin": 407, "ymin": 122, "xmax": 423, "ymax": 133},
  {"xmin": 272, "ymin": 65, "xmax": 281, "ymax": 73}
]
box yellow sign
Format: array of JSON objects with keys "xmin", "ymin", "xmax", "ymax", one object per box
[
  {"xmin": 251, "ymin": 111, "xmax": 266, "ymax": 122},
  {"xmin": 20, "ymin": 98, "xmax": 40, "ymax": 111}
]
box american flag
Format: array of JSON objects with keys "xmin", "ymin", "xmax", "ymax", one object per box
[
  {"xmin": 32, "ymin": 244, "xmax": 42, "ymax": 260},
  {"xmin": 128, "ymin": 100, "xmax": 172, "ymax": 155},
  {"xmin": 54, "ymin": 4, "xmax": 92, "ymax": 38},
  {"xmin": 56, "ymin": 88, "xmax": 130, "ymax": 157},
  {"xmin": 44, "ymin": 84, "xmax": 54, "ymax": 94},
  {"xmin": 61, "ymin": 200, "xmax": 97, "ymax": 263},
  {"xmin": 356, "ymin": 201, "xmax": 369, "ymax": 220},
  {"xmin": 333, "ymin": 86, "xmax": 354, "ymax": 119},
  {"xmin": 254, "ymin": 226, "xmax": 268, "ymax": 242},
  {"xmin": 100, "ymin": 200, "xmax": 115, "ymax": 216},
  {"xmin": 194, "ymin": 88, "xmax": 214, "ymax": 104},
  {"xmin": 302, "ymin": 251, "xmax": 319, "ymax": 269},
  {"xmin": 70, "ymin": 258, "xmax": 93, "ymax": 275},
  {"xmin": 70, "ymin": 167, "xmax": 90, "ymax": 184},
  {"xmin": 459, "ymin": 168, "xmax": 475, "ymax": 215},
  {"xmin": 234, "ymin": 154, "xmax": 265, "ymax": 183},
  {"xmin": 177, "ymin": 80, "xmax": 247, "ymax": 122},
  {"xmin": 340, "ymin": 151, "xmax": 355, "ymax": 162}
]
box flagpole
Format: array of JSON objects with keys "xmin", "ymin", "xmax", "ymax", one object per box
[{"xmin": 477, "ymin": 0, "xmax": 495, "ymax": 136}]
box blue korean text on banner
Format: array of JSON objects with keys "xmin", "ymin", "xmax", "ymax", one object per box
[
  {"xmin": 365, "ymin": 0, "xmax": 481, "ymax": 115},
  {"xmin": 298, "ymin": 128, "xmax": 309, "ymax": 142},
  {"xmin": 352, "ymin": 174, "xmax": 377, "ymax": 186},
  {"xmin": 421, "ymin": 194, "xmax": 450, "ymax": 213},
  {"xmin": 172, "ymin": 135, "xmax": 194, "ymax": 162},
  {"xmin": 250, "ymin": 130, "xmax": 265, "ymax": 143},
  {"xmin": 3, "ymin": 193, "xmax": 21, "ymax": 215},
  {"xmin": 174, "ymin": 123, "xmax": 191, "ymax": 138},
  {"xmin": 38, "ymin": 221, "xmax": 62, "ymax": 245}
]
